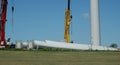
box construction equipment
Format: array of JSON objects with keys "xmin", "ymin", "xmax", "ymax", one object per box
[
  {"xmin": 64, "ymin": 0, "xmax": 72, "ymax": 43},
  {"xmin": 0, "ymin": 0, "xmax": 8, "ymax": 46}
]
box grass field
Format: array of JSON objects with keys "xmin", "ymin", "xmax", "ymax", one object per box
[{"xmin": 0, "ymin": 50, "xmax": 120, "ymax": 65}]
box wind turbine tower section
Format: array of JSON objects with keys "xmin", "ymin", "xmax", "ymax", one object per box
[{"xmin": 90, "ymin": 0, "xmax": 101, "ymax": 46}]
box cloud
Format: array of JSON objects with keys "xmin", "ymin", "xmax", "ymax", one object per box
[{"xmin": 82, "ymin": 13, "xmax": 89, "ymax": 19}]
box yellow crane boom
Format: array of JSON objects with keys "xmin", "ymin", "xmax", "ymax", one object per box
[{"xmin": 64, "ymin": 0, "xmax": 72, "ymax": 43}]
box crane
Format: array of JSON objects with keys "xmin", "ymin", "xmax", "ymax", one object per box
[
  {"xmin": 64, "ymin": 0, "xmax": 72, "ymax": 43},
  {"xmin": 0, "ymin": 0, "xmax": 8, "ymax": 46}
]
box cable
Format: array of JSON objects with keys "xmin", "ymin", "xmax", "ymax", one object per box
[
  {"xmin": 70, "ymin": 0, "xmax": 73, "ymax": 42},
  {"xmin": 12, "ymin": 0, "xmax": 14, "ymax": 34}
]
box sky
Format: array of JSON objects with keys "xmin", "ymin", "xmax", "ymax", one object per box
[{"xmin": 5, "ymin": 0, "xmax": 120, "ymax": 47}]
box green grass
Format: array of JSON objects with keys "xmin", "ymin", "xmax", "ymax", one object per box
[{"xmin": 0, "ymin": 50, "xmax": 120, "ymax": 65}]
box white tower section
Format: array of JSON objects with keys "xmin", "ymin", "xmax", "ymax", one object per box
[{"xmin": 90, "ymin": 0, "xmax": 101, "ymax": 45}]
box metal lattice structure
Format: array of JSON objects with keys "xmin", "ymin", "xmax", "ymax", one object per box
[{"xmin": 0, "ymin": 0, "xmax": 7, "ymax": 46}]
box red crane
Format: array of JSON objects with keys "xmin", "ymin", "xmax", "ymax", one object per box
[{"xmin": 0, "ymin": 0, "xmax": 8, "ymax": 46}]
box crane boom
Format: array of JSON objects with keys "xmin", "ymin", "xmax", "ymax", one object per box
[
  {"xmin": 64, "ymin": 0, "xmax": 71, "ymax": 43},
  {"xmin": 0, "ymin": 0, "xmax": 8, "ymax": 46}
]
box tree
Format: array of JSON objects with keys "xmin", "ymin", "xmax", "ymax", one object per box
[
  {"xmin": 70, "ymin": 40, "xmax": 74, "ymax": 43},
  {"xmin": 110, "ymin": 43, "xmax": 118, "ymax": 48}
]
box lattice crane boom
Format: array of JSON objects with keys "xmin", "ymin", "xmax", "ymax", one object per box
[
  {"xmin": 0, "ymin": 0, "xmax": 8, "ymax": 46},
  {"xmin": 64, "ymin": 0, "xmax": 72, "ymax": 43}
]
